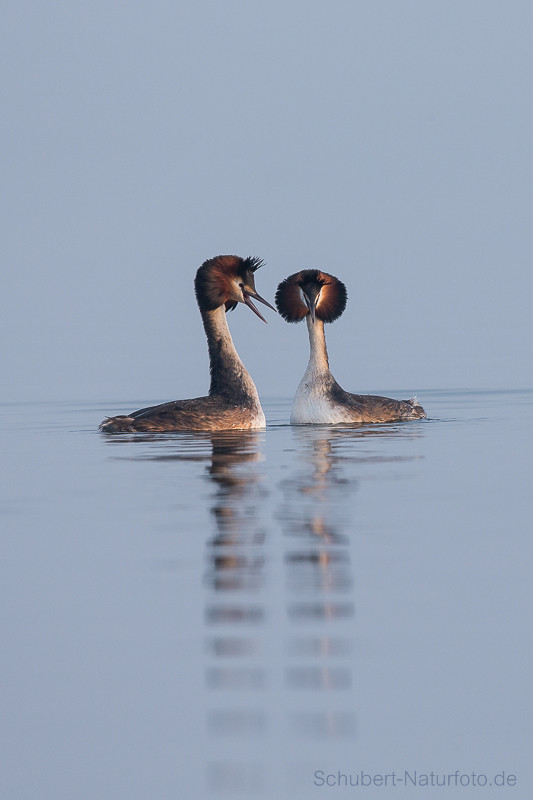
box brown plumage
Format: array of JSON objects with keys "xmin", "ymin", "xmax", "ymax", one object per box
[
  {"xmin": 276, "ymin": 269, "xmax": 347, "ymax": 324},
  {"xmin": 100, "ymin": 255, "xmax": 275, "ymax": 433},
  {"xmin": 275, "ymin": 269, "xmax": 426, "ymax": 425}
]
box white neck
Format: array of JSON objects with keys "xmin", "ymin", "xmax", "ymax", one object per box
[
  {"xmin": 302, "ymin": 316, "xmax": 330, "ymax": 379},
  {"xmin": 291, "ymin": 316, "xmax": 350, "ymax": 424}
]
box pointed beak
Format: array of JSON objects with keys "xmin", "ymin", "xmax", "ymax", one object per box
[
  {"xmin": 303, "ymin": 287, "xmax": 319, "ymax": 324},
  {"xmin": 242, "ymin": 289, "xmax": 277, "ymax": 324}
]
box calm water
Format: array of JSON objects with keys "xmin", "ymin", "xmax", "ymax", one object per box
[{"xmin": 2, "ymin": 390, "xmax": 532, "ymax": 799}]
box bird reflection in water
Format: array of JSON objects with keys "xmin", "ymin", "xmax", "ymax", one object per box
[
  {"xmin": 103, "ymin": 421, "xmax": 424, "ymax": 793},
  {"xmin": 278, "ymin": 422, "xmax": 424, "ymax": 757},
  {"xmin": 278, "ymin": 426, "xmax": 360, "ymax": 742},
  {"xmin": 202, "ymin": 431, "xmax": 269, "ymax": 796},
  {"xmin": 104, "ymin": 429, "xmax": 268, "ymax": 794}
]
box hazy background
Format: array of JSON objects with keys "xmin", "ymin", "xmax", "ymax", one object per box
[{"xmin": 2, "ymin": 0, "xmax": 532, "ymax": 404}]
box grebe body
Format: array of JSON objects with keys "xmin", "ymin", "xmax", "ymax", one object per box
[
  {"xmin": 275, "ymin": 270, "xmax": 426, "ymax": 425},
  {"xmin": 100, "ymin": 255, "xmax": 274, "ymax": 433}
]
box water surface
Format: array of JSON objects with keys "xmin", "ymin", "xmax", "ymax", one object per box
[{"xmin": 2, "ymin": 391, "xmax": 532, "ymax": 798}]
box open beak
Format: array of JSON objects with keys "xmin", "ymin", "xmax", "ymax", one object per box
[{"xmin": 242, "ymin": 290, "xmax": 276, "ymax": 324}]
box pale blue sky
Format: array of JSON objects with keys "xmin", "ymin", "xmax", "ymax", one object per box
[{"xmin": 2, "ymin": 0, "xmax": 532, "ymax": 403}]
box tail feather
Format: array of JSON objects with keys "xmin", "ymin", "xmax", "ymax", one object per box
[{"xmin": 407, "ymin": 396, "xmax": 426, "ymax": 419}]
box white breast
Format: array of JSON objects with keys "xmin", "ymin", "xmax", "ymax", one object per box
[
  {"xmin": 250, "ymin": 406, "xmax": 267, "ymax": 429},
  {"xmin": 290, "ymin": 381, "xmax": 352, "ymax": 424}
]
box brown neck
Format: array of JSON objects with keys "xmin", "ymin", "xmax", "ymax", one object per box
[{"xmin": 201, "ymin": 306, "xmax": 260, "ymax": 403}]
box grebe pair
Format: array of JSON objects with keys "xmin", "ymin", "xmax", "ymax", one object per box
[{"xmin": 100, "ymin": 256, "xmax": 425, "ymax": 432}]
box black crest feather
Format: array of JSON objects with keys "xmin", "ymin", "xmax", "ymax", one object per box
[{"xmin": 240, "ymin": 256, "xmax": 264, "ymax": 275}]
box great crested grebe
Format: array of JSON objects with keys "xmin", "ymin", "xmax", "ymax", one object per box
[
  {"xmin": 100, "ymin": 255, "xmax": 275, "ymax": 432},
  {"xmin": 275, "ymin": 269, "xmax": 426, "ymax": 425}
]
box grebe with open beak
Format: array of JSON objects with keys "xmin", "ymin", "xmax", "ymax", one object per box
[
  {"xmin": 275, "ymin": 269, "xmax": 426, "ymax": 425},
  {"xmin": 100, "ymin": 255, "xmax": 275, "ymax": 432}
]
